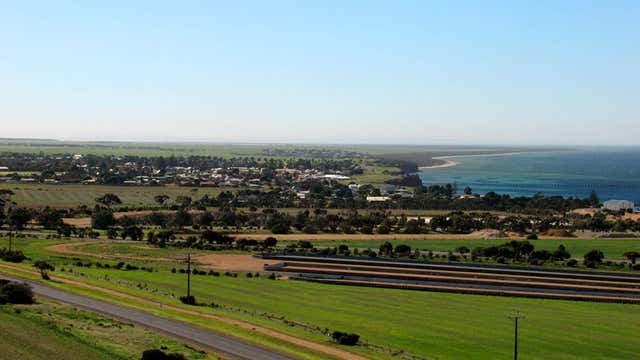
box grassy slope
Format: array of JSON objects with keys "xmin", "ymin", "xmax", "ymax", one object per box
[
  {"xmin": 0, "ymin": 302, "xmax": 212, "ymax": 360},
  {"xmin": 280, "ymin": 238, "xmax": 640, "ymax": 260},
  {"xmin": 4, "ymin": 238, "xmax": 639, "ymax": 360}
]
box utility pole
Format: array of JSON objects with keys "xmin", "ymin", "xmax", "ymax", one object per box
[
  {"xmin": 508, "ymin": 310, "xmax": 525, "ymax": 360},
  {"xmin": 186, "ymin": 252, "xmax": 191, "ymax": 298}
]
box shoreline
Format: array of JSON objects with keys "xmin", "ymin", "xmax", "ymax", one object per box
[
  {"xmin": 418, "ymin": 159, "xmax": 460, "ymax": 170},
  {"xmin": 418, "ymin": 150, "xmax": 555, "ymax": 171}
]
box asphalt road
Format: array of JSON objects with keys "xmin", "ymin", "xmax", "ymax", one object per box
[{"xmin": 0, "ymin": 274, "xmax": 297, "ymax": 360}]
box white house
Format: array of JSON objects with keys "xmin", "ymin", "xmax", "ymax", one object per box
[{"xmin": 603, "ymin": 199, "xmax": 635, "ymax": 211}]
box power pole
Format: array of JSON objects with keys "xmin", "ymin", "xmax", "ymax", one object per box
[
  {"xmin": 508, "ymin": 310, "xmax": 525, "ymax": 360},
  {"xmin": 186, "ymin": 252, "xmax": 191, "ymax": 298}
]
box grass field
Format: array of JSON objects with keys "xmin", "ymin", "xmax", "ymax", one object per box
[
  {"xmin": 281, "ymin": 238, "xmax": 640, "ymax": 260},
  {"xmin": 2, "ymin": 237, "xmax": 639, "ymax": 359},
  {"xmin": 0, "ymin": 301, "xmax": 212, "ymax": 360},
  {"xmin": 0, "ymin": 183, "xmax": 234, "ymax": 207}
]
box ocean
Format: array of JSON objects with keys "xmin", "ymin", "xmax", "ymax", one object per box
[{"xmin": 417, "ymin": 147, "xmax": 640, "ymax": 203}]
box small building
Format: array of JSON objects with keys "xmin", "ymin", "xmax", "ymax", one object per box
[
  {"xmin": 0, "ymin": 166, "xmax": 8, "ymax": 171},
  {"xmin": 603, "ymin": 199, "xmax": 635, "ymax": 212},
  {"xmin": 366, "ymin": 196, "xmax": 391, "ymax": 202}
]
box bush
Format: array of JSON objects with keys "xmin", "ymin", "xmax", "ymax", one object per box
[
  {"xmin": 141, "ymin": 349, "xmax": 187, "ymax": 360},
  {"xmin": 0, "ymin": 248, "xmax": 27, "ymax": 263},
  {"xmin": 566, "ymin": 259, "xmax": 578, "ymax": 267},
  {"xmin": 34, "ymin": 260, "xmax": 55, "ymax": 280},
  {"xmin": 331, "ymin": 331, "xmax": 360, "ymax": 346},
  {"xmin": 0, "ymin": 282, "xmax": 34, "ymax": 304},
  {"xmin": 527, "ymin": 233, "xmax": 538, "ymax": 240},
  {"xmin": 179, "ymin": 295, "xmax": 196, "ymax": 305}
]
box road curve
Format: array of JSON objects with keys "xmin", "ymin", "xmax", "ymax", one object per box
[{"xmin": 0, "ymin": 274, "xmax": 297, "ymax": 360}]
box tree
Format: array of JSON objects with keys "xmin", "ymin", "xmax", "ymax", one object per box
[
  {"xmin": 91, "ymin": 207, "xmax": 116, "ymax": 229},
  {"xmin": 455, "ymin": 246, "xmax": 470, "ymax": 255},
  {"xmin": 154, "ymin": 194, "xmax": 170, "ymax": 207},
  {"xmin": 589, "ymin": 191, "xmax": 600, "ymax": 207},
  {"xmin": 175, "ymin": 195, "xmax": 192, "ymax": 209},
  {"xmin": 34, "ymin": 260, "xmax": 55, "ymax": 280},
  {"xmin": 7, "ymin": 208, "xmax": 32, "ymax": 230},
  {"xmin": 623, "ymin": 251, "xmax": 640, "ymax": 264},
  {"xmin": 270, "ymin": 221, "xmax": 290, "ymax": 234},
  {"xmin": 263, "ymin": 237, "xmax": 278, "ymax": 248},
  {"xmin": 464, "ymin": 186, "xmax": 472, "ymax": 195},
  {"xmin": 376, "ymin": 224, "xmax": 390, "ymax": 235},
  {"xmin": 584, "ymin": 249, "xmax": 604, "ymax": 267},
  {"xmin": 122, "ymin": 226, "xmax": 144, "ymax": 241},
  {"xmin": 395, "ymin": 244, "xmax": 412, "ymax": 255},
  {"xmin": 379, "ymin": 241, "xmax": 393, "ymax": 256},
  {"xmin": 37, "ymin": 207, "xmax": 63, "ymax": 229},
  {"xmin": 173, "ymin": 208, "xmax": 192, "ymax": 228},
  {"xmin": 551, "ymin": 245, "xmax": 571, "ymax": 260},
  {"xmin": 95, "ymin": 193, "xmax": 122, "ymax": 207}
]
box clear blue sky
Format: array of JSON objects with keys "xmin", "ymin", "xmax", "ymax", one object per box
[{"xmin": 1, "ymin": 1, "xmax": 638, "ymax": 145}]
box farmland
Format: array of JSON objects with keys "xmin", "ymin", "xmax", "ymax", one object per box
[
  {"xmin": 0, "ymin": 183, "xmax": 232, "ymax": 208},
  {"xmin": 2, "ymin": 237, "xmax": 639, "ymax": 359}
]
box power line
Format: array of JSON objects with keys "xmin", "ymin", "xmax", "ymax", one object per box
[{"xmin": 507, "ymin": 310, "xmax": 525, "ymax": 360}]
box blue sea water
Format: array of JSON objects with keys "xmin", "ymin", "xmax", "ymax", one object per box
[{"xmin": 417, "ymin": 148, "xmax": 640, "ymax": 203}]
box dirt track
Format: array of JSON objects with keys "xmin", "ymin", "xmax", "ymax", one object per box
[{"xmin": 46, "ymin": 241, "xmax": 271, "ymax": 272}]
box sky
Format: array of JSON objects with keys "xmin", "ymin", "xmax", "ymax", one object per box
[{"xmin": 1, "ymin": 1, "xmax": 638, "ymax": 145}]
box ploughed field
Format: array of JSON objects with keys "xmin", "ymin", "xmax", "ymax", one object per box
[{"xmin": 263, "ymin": 255, "xmax": 640, "ymax": 303}]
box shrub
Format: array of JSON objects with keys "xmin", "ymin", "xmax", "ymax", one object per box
[
  {"xmin": 566, "ymin": 259, "xmax": 578, "ymax": 267},
  {"xmin": 33, "ymin": 260, "xmax": 55, "ymax": 280},
  {"xmin": 331, "ymin": 331, "xmax": 360, "ymax": 346},
  {"xmin": 179, "ymin": 295, "xmax": 196, "ymax": 305},
  {"xmin": 141, "ymin": 349, "xmax": 187, "ymax": 360},
  {"xmin": 526, "ymin": 233, "xmax": 538, "ymax": 240},
  {"xmin": 0, "ymin": 282, "xmax": 34, "ymax": 304},
  {"xmin": 0, "ymin": 248, "xmax": 27, "ymax": 263}
]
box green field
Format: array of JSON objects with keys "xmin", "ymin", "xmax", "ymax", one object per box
[
  {"xmin": 2, "ymin": 237, "xmax": 639, "ymax": 359},
  {"xmin": 0, "ymin": 183, "xmax": 233, "ymax": 207},
  {"xmin": 285, "ymin": 238, "xmax": 640, "ymax": 260},
  {"xmin": 0, "ymin": 301, "xmax": 212, "ymax": 360}
]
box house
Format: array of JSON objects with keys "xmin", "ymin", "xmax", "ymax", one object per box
[
  {"xmin": 366, "ymin": 196, "xmax": 390, "ymax": 202},
  {"xmin": 322, "ymin": 174, "xmax": 350, "ymax": 180},
  {"xmin": 603, "ymin": 200, "xmax": 635, "ymax": 212}
]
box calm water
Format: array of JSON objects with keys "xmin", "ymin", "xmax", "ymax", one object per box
[{"xmin": 417, "ymin": 148, "xmax": 640, "ymax": 203}]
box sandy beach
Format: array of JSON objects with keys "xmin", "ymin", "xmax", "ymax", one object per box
[
  {"xmin": 418, "ymin": 151, "xmax": 539, "ymax": 170},
  {"xmin": 418, "ymin": 158, "xmax": 460, "ymax": 170}
]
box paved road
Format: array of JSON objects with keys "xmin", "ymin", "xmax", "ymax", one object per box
[{"xmin": 0, "ymin": 274, "xmax": 297, "ymax": 360}]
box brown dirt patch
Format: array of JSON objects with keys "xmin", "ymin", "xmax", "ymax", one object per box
[
  {"xmin": 47, "ymin": 241, "xmax": 271, "ymax": 272},
  {"xmin": 193, "ymin": 254, "xmax": 273, "ymax": 272},
  {"xmin": 46, "ymin": 241, "xmax": 174, "ymax": 261},
  {"xmin": 63, "ymin": 210, "xmax": 204, "ymax": 228}
]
